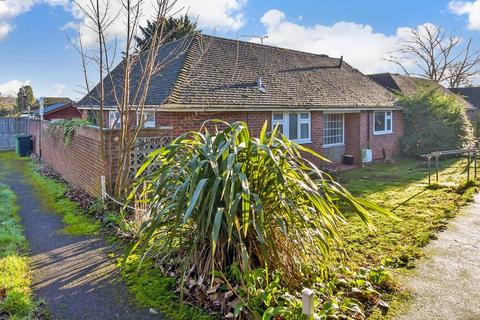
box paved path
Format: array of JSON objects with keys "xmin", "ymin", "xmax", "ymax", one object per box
[
  {"xmin": 397, "ymin": 193, "xmax": 480, "ymax": 320},
  {"xmin": 1, "ymin": 170, "xmax": 162, "ymax": 320}
]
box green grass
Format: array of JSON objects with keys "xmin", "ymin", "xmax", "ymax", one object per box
[
  {"xmin": 0, "ymin": 152, "xmax": 100, "ymax": 236},
  {"xmin": 120, "ymin": 255, "xmax": 213, "ymax": 320},
  {"xmin": 0, "ymin": 183, "xmax": 38, "ymax": 319},
  {"xmin": 336, "ymin": 157, "xmax": 477, "ymax": 318}
]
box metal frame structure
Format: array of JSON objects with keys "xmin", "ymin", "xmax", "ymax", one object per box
[{"xmin": 421, "ymin": 149, "xmax": 479, "ymax": 185}]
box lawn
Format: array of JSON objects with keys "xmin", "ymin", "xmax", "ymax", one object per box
[
  {"xmin": 336, "ymin": 157, "xmax": 477, "ymax": 318},
  {"xmin": 0, "ymin": 183, "xmax": 38, "ymax": 319}
]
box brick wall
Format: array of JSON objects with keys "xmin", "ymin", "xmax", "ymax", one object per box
[
  {"xmin": 359, "ymin": 110, "xmax": 405, "ymax": 161},
  {"xmin": 29, "ymin": 120, "xmax": 172, "ymax": 197},
  {"xmin": 29, "ymin": 109, "xmax": 404, "ymax": 197}
]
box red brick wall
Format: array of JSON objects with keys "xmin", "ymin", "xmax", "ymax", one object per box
[
  {"xmin": 44, "ymin": 105, "xmax": 82, "ymax": 121},
  {"xmin": 29, "ymin": 120, "xmax": 105, "ymax": 197},
  {"xmin": 359, "ymin": 110, "xmax": 404, "ymax": 161}
]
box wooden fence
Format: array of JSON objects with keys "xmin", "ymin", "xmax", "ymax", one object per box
[{"xmin": 0, "ymin": 118, "xmax": 28, "ymax": 150}]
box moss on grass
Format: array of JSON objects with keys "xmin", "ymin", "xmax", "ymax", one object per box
[
  {"xmin": 0, "ymin": 184, "xmax": 38, "ymax": 319},
  {"xmin": 120, "ymin": 255, "xmax": 213, "ymax": 320},
  {"xmin": 337, "ymin": 157, "xmax": 478, "ymax": 318},
  {"xmin": 0, "ymin": 151, "xmax": 100, "ymax": 236}
]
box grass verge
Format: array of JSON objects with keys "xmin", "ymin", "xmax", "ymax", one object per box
[
  {"xmin": 0, "ymin": 151, "xmax": 100, "ymax": 236},
  {"xmin": 337, "ymin": 157, "xmax": 477, "ymax": 318},
  {"xmin": 0, "ymin": 183, "xmax": 38, "ymax": 319}
]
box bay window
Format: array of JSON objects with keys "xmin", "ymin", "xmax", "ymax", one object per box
[
  {"xmin": 272, "ymin": 112, "xmax": 311, "ymax": 143},
  {"xmin": 323, "ymin": 113, "xmax": 344, "ymax": 147},
  {"xmin": 374, "ymin": 111, "xmax": 393, "ymax": 135}
]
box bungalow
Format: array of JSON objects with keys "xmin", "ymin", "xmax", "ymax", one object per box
[{"xmin": 77, "ymin": 35, "xmax": 403, "ymax": 165}]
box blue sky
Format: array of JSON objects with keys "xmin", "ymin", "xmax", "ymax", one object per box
[{"xmin": 0, "ymin": 0, "xmax": 479, "ymax": 100}]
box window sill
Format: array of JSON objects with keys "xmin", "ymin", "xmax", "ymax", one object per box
[
  {"xmin": 373, "ymin": 131, "xmax": 393, "ymax": 136},
  {"xmin": 322, "ymin": 143, "xmax": 345, "ymax": 149},
  {"xmin": 292, "ymin": 139, "xmax": 312, "ymax": 145}
]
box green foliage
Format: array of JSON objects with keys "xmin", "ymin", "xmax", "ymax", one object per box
[
  {"xmin": 48, "ymin": 119, "xmax": 91, "ymax": 146},
  {"xmin": 0, "ymin": 96, "xmax": 15, "ymax": 117},
  {"xmin": 15, "ymin": 85, "xmax": 36, "ymax": 113},
  {"xmin": 129, "ymin": 121, "xmax": 390, "ymax": 289},
  {"xmin": 120, "ymin": 255, "xmax": 213, "ymax": 319},
  {"xmin": 0, "ymin": 184, "xmax": 38, "ymax": 318},
  {"xmin": 135, "ymin": 15, "xmax": 199, "ymax": 51},
  {"xmin": 399, "ymin": 88, "xmax": 475, "ymax": 157}
]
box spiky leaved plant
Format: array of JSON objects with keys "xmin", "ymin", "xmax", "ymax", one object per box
[{"xmin": 128, "ymin": 121, "xmax": 390, "ymax": 287}]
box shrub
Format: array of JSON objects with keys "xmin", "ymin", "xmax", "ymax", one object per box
[
  {"xmin": 48, "ymin": 119, "xmax": 91, "ymax": 146},
  {"xmin": 129, "ymin": 121, "xmax": 391, "ymax": 289},
  {"xmin": 400, "ymin": 87, "xmax": 475, "ymax": 157}
]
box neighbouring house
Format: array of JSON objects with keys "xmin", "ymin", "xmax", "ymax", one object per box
[
  {"xmin": 34, "ymin": 97, "xmax": 81, "ymax": 121},
  {"xmin": 77, "ymin": 35, "xmax": 404, "ymax": 165},
  {"xmin": 449, "ymin": 87, "xmax": 480, "ymax": 110},
  {"xmin": 369, "ymin": 73, "xmax": 476, "ymax": 116}
]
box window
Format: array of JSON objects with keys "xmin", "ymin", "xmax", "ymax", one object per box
[
  {"xmin": 108, "ymin": 111, "xmax": 120, "ymax": 129},
  {"xmin": 271, "ymin": 112, "xmax": 311, "ymax": 143},
  {"xmin": 323, "ymin": 113, "xmax": 344, "ymax": 147},
  {"xmin": 137, "ymin": 112, "xmax": 156, "ymax": 128},
  {"xmin": 374, "ymin": 111, "xmax": 393, "ymax": 135}
]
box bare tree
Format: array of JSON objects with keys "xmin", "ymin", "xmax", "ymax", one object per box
[
  {"xmin": 72, "ymin": 0, "xmax": 206, "ymax": 196},
  {"xmin": 388, "ymin": 24, "xmax": 480, "ymax": 88}
]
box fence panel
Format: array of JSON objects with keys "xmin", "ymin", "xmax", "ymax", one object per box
[{"xmin": 0, "ymin": 118, "xmax": 28, "ymax": 150}]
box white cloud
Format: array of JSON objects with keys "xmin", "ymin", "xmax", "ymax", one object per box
[
  {"xmin": 258, "ymin": 9, "xmax": 427, "ymax": 74},
  {"xmin": 449, "ymin": 1, "xmax": 480, "ymax": 30},
  {"xmin": 0, "ymin": 79, "xmax": 30, "ymax": 97},
  {"xmin": 52, "ymin": 83, "xmax": 67, "ymax": 96},
  {"xmin": 0, "ymin": 0, "xmax": 68, "ymax": 40},
  {"xmin": 67, "ymin": 0, "xmax": 246, "ymax": 48}
]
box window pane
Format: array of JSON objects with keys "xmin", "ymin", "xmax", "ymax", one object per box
[
  {"xmin": 323, "ymin": 113, "xmax": 344, "ymax": 145},
  {"xmin": 301, "ymin": 123, "xmax": 309, "ymax": 139},
  {"xmin": 275, "ymin": 124, "xmax": 284, "ymax": 134},
  {"xmin": 386, "ymin": 118, "xmax": 392, "ymax": 131},
  {"xmin": 289, "ymin": 113, "xmax": 298, "ymax": 140},
  {"xmin": 375, "ymin": 112, "xmax": 385, "ymax": 132},
  {"xmin": 273, "ymin": 113, "xmax": 284, "ymax": 120},
  {"xmin": 300, "ymin": 113, "xmax": 309, "ymax": 120}
]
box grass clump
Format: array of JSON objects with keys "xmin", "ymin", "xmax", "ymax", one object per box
[
  {"xmin": 0, "ymin": 152, "xmax": 100, "ymax": 236},
  {"xmin": 0, "ymin": 183, "xmax": 38, "ymax": 319},
  {"xmin": 120, "ymin": 255, "xmax": 213, "ymax": 320}
]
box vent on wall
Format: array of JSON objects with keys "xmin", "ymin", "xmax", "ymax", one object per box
[{"xmin": 257, "ymin": 77, "xmax": 267, "ymax": 93}]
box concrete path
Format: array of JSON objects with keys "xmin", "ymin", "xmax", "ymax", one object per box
[
  {"xmin": 0, "ymin": 170, "xmax": 162, "ymax": 319},
  {"xmin": 397, "ymin": 193, "xmax": 480, "ymax": 320}
]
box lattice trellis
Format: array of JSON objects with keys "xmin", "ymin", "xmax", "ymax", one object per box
[{"xmin": 129, "ymin": 136, "xmax": 172, "ymax": 177}]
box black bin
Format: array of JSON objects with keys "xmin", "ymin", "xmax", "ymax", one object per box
[
  {"xmin": 343, "ymin": 154, "xmax": 354, "ymax": 165},
  {"xmin": 15, "ymin": 134, "xmax": 33, "ymax": 157}
]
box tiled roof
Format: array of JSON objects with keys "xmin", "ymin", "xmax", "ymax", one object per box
[
  {"xmin": 369, "ymin": 73, "xmax": 475, "ymax": 111},
  {"xmin": 34, "ymin": 101, "xmax": 72, "ymax": 115},
  {"xmin": 78, "ymin": 35, "xmax": 397, "ymax": 109},
  {"xmin": 449, "ymin": 87, "xmax": 480, "ymax": 109}
]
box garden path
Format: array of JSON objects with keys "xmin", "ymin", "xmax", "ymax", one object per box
[
  {"xmin": 0, "ymin": 168, "xmax": 162, "ymax": 320},
  {"xmin": 396, "ymin": 193, "xmax": 480, "ymax": 320}
]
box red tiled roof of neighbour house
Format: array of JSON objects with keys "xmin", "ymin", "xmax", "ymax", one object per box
[{"xmin": 78, "ymin": 35, "xmax": 398, "ymax": 110}]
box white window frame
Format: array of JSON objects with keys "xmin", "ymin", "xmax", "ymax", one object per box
[
  {"xmin": 136, "ymin": 111, "xmax": 156, "ymax": 128},
  {"xmin": 322, "ymin": 113, "xmax": 345, "ymax": 148},
  {"xmin": 108, "ymin": 110, "xmax": 120, "ymax": 129},
  {"xmin": 271, "ymin": 112, "xmax": 311, "ymax": 144},
  {"xmin": 373, "ymin": 111, "xmax": 393, "ymax": 135}
]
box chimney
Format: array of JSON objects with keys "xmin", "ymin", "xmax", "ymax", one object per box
[{"xmin": 339, "ymin": 55, "xmax": 344, "ymax": 69}]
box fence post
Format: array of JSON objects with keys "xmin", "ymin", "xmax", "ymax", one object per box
[
  {"xmin": 302, "ymin": 288, "xmax": 315, "ymax": 319},
  {"xmin": 101, "ymin": 175, "xmax": 107, "ymax": 200}
]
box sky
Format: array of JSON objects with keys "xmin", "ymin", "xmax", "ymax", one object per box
[{"xmin": 1, "ymin": 0, "xmax": 480, "ymax": 100}]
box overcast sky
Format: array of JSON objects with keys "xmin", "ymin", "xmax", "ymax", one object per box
[{"xmin": 1, "ymin": 0, "xmax": 480, "ymax": 100}]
